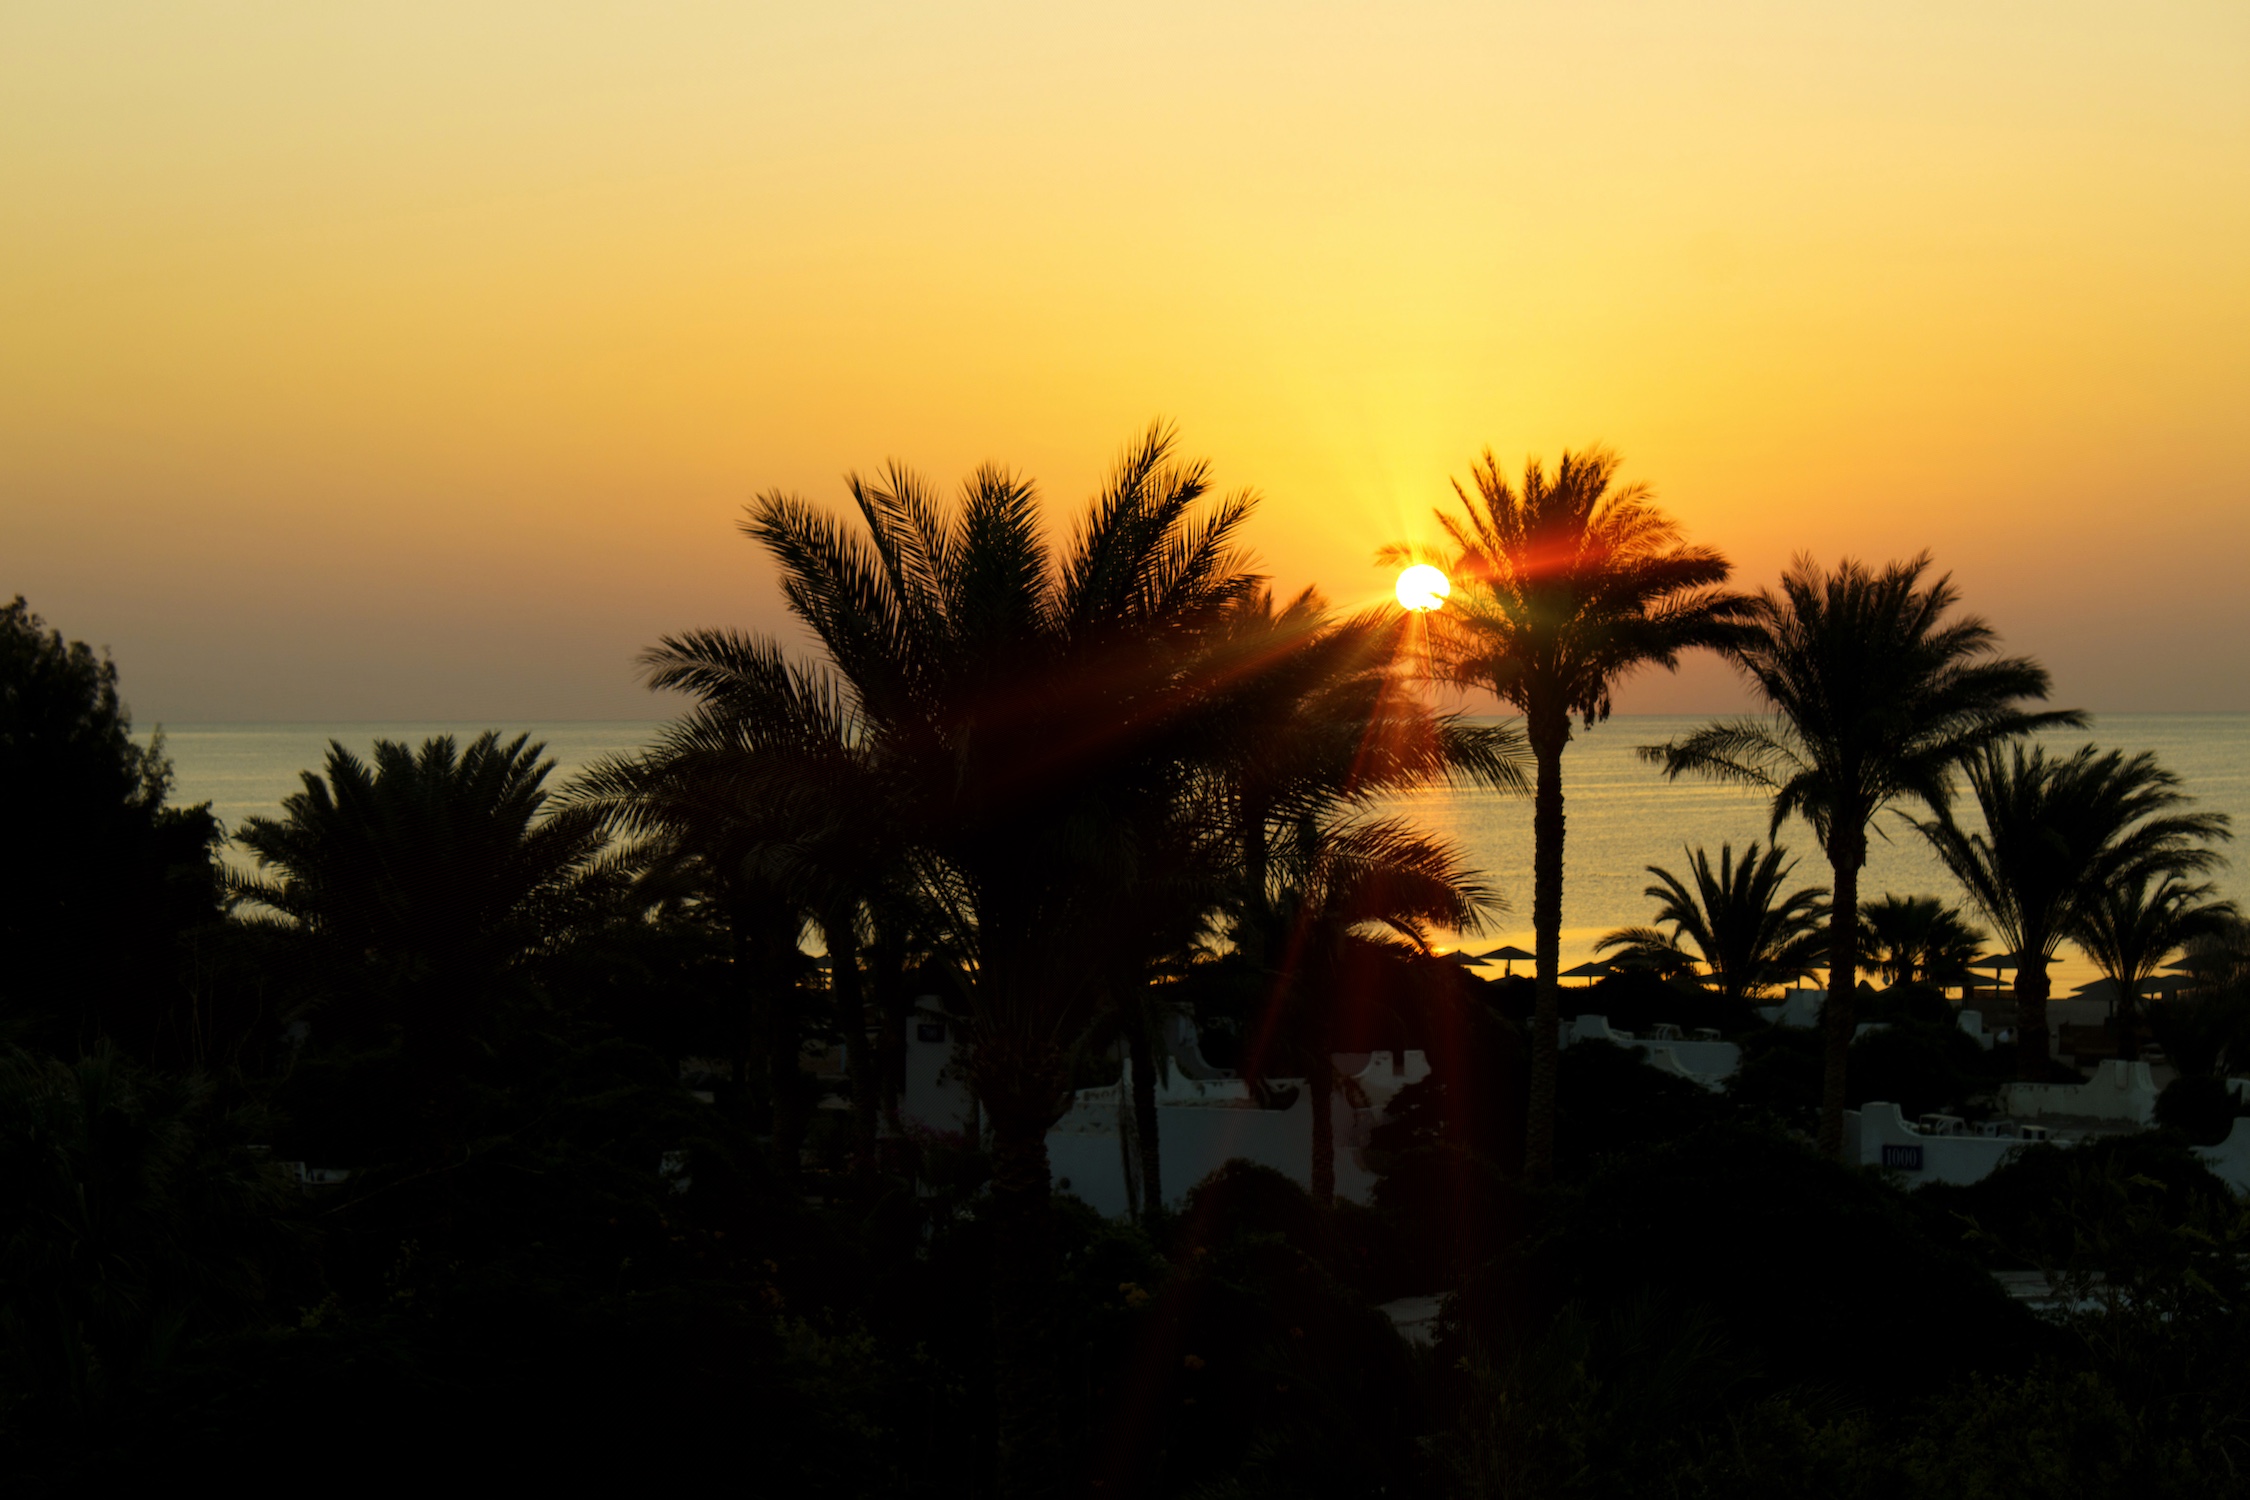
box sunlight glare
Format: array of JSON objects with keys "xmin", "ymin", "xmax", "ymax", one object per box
[{"xmin": 1395, "ymin": 564, "xmax": 1450, "ymax": 613}]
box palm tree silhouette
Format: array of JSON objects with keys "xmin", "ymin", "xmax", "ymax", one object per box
[
  {"xmin": 731, "ymin": 425, "xmax": 1262, "ymax": 1495},
  {"xmin": 591, "ymin": 635, "xmax": 924, "ymax": 1158},
  {"xmin": 1204, "ymin": 586, "xmax": 1526, "ymax": 955},
  {"xmin": 1855, "ymin": 894, "xmax": 1988, "ymax": 989},
  {"xmin": 233, "ymin": 732, "xmax": 616, "ymax": 1051},
  {"xmin": 565, "ymin": 706, "xmax": 855, "ymax": 1164},
  {"xmin": 1196, "ymin": 586, "xmax": 1521, "ymax": 1209},
  {"xmin": 1643, "ymin": 555, "xmax": 2076, "ymax": 1154},
  {"xmin": 1051, "ymin": 754, "xmax": 1229, "ymax": 1222},
  {"xmin": 1595, "ymin": 843, "xmax": 1828, "ymax": 1002},
  {"xmin": 1412, "ymin": 447, "xmax": 1745, "ymax": 1184},
  {"xmin": 1257, "ymin": 815, "xmax": 1496, "ymax": 1205},
  {"xmin": 1920, "ymin": 743, "xmax": 2231, "ymax": 1075},
  {"xmin": 2075, "ymin": 868, "xmax": 2239, "ymax": 1061}
]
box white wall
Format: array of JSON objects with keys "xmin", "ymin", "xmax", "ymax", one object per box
[
  {"xmin": 1845, "ymin": 1103, "xmax": 2046, "ymax": 1186},
  {"xmin": 2003, "ymin": 1060, "xmax": 2159, "ymax": 1126},
  {"xmin": 1048, "ymin": 1052, "xmax": 1428, "ymax": 1216},
  {"xmin": 1561, "ymin": 1014, "xmax": 1741, "ymax": 1089}
]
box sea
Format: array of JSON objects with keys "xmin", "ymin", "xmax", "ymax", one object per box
[{"xmin": 153, "ymin": 715, "xmax": 2250, "ymax": 996}]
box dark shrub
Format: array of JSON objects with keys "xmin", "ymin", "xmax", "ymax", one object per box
[
  {"xmin": 1451, "ymin": 1123, "xmax": 2039, "ymax": 1407},
  {"xmin": 1846, "ymin": 1019, "xmax": 1995, "ymax": 1118},
  {"xmin": 1729, "ymin": 1023, "xmax": 1825, "ymax": 1128},
  {"xmin": 2153, "ymin": 1073, "xmax": 2250, "ymax": 1147}
]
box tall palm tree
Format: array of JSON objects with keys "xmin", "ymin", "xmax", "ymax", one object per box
[
  {"xmin": 1594, "ymin": 843, "xmax": 1828, "ymax": 1001},
  {"xmin": 2075, "ymin": 868, "xmax": 2239, "ymax": 1061},
  {"xmin": 723, "ymin": 426, "xmax": 1262, "ymax": 1497},
  {"xmin": 1643, "ymin": 555, "xmax": 2077, "ymax": 1155},
  {"xmin": 1412, "ymin": 447, "xmax": 1746, "ymax": 1184},
  {"xmin": 1855, "ymin": 894, "xmax": 1988, "ymax": 990},
  {"xmin": 1920, "ymin": 744, "xmax": 2231, "ymax": 1074},
  {"xmin": 1258, "ymin": 816, "xmax": 1497, "ymax": 1205}
]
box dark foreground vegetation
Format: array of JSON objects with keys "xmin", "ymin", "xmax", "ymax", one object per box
[{"xmin": 7, "ymin": 434, "xmax": 2250, "ymax": 1497}]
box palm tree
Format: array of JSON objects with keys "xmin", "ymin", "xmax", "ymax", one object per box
[
  {"xmin": 2075, "ymin": 868, "xmax": 2239, "ymax": 1060},
  {"xmin": 1642, "ymin": 555, "xmax": 2077, "ymax": 1155},
  {"xmin": 724, "ymin": 426, "xmax": 1262, "ymax": 1497},
  {"xmin": 565, "ymin": 707, "xmax": 848, "ymax": 1163},
  {"xmin": 1258, "ymin": 816, "xmax": 1497, "ymax": 1205},
  {"xmin": 232, "ymin": 732, "xmax": 617, "ymax": 1046},
  {"xmin": 1920, "ymin": 744, "xmax": 2231, "ymax": 1075},
  {"xmin": 577, "ymin": 642, "xmax": 923, "ymax": 1159},
  {"xmin": 1202, "ymin": 587, "xmax": 1527, "ymax": 947},
  {"xmin": 1198, "ymin": 587, "xmax": 1524, "ymax": 1210},
  {"xmin": 1060, "ymin": 773, "xmax": 1230, "ymax": 1221},
  {"xmin": 1594, "ymin": 843, "xmax": 1828, "ymax": 1001},
  {"xmin": 1411, "ymin": 447, "xmax": 1746, "ymax": 1184},
  {"xmin": 1856, "ymin": 895, "xmax": 1988, "ymax": 989}
]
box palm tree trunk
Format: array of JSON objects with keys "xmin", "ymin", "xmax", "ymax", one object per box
[
  {"xmin": 870, "ymin": 915, "xmax": 911, "ymax": 1133},
  {"xmin": 1125, "ymin": 1019, "xmax": 1164, "ymax": 1219},
  {"xmin": 1524, "ymin": 724, "xmax": 1567, "ymax": 1187},
  {"xmin": 1819, "ymin": 835, "xmax": 1862, "ymax": 1158},
  {"xmin": 820, "ymin": 905, "xmax": 878, "ymax": 1158},
  {"xmin": 732, "ymin": 904, "xmax": 803, "ymax": 1174},
  {"xmin": 1245, "ymin": 805, "xmax": 1279, "ymax": 977},
  {"xmin": 1309, "ymin": 1047, "xmax": 1336, "ymax": 1207},
  {"xmin": 986, "ymin": 1100, "xmax": 1060, "ymax": 1500},
  {"xmin": 2016, "ymin": 957, "xmax": 2054, "ymax": 1079}
]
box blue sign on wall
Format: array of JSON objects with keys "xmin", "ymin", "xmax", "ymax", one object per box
[{"xmin": 1881, "ymin": 1144, "xmax": 1925, "ymax": 1171}]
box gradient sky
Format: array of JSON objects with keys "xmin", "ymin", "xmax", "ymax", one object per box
[{"xmin": 4, "ymin": 2, "xmax": 2245, "ymax": 723}]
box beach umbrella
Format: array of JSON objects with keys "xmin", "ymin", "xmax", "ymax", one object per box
[
  {"xmin": 1485, "ymin": 944, "xmax": 1536, "ymax": 976},
  {"xmin": 1966, "ymin": 953, "xmax": 2025, "ymax": 999},
  {"xmin": 1560, "ymin": 960, "xmax": 1613, "ymax": 985},
  {"xmin": 2073, "ymin": 974, "xmax": 2191, "ymax": 1015},
  {"xmin": 2072, "ymin": 977, "xmax": 2122, "ymax": 1007}
]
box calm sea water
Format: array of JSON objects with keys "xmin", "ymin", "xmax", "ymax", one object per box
[{"xmin": 154, "ymin": 715, "xmax": 2250, "ymax": 993}]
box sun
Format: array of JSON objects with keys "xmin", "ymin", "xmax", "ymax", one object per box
[{"xmin": 1395, "ymin": 563, "xmax": 1451, "ymax": 612}]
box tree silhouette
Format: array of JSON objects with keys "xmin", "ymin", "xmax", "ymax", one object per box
[
  {"xmin": 1921, "ymin": 744, "xmax": 2230, "ymax": 1075},
  {"xmin": 232, "ymin": 732, "xmax": 617, "ymax": 1060},
  {"xmin": 2076, "ymin": 869, "xmax": 2238, "ymax": 1061},
  {"xmin": 1855, "ymin": 894, "xmax": 1988, "ymax": 990},
  {"xmin": 1411, "ymin": 448, "xmax": 1745, "ymax": 1183},
  {"xmin": 1643, "ymin": 555, "xmax": 2075, "ymax": 1153},
  {"xmin": 0, "ymin": 598, "xmax": 222, "ymax": 1060},
  {"xmin": 565, "ymin": 709, "xmax": 841, "ymax": 1163},
  {"xmin": 574, "ymin": 641, "xmax": 932, "ymax": 1159},
  {"xmin": 1256, "ymin": 816, "xmax": 1495, "ymax": 1204},
  {"xmin": 1595, "ymin": 843, "xmax": 1828, "ymax": 1001},
  {"xmin": 727, "ymin": 425, "xmax": 1263, "ymax": 1496}
]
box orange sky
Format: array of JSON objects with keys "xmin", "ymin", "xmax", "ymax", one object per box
[{"xmin": 4, "ymin": 2, "xmax": 2245, "ymax": 722}]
